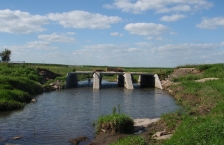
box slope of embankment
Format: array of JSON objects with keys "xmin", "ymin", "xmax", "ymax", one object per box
[{"xmin": 159, "ymin": 64, "xmax": 224, "ymax": 145}]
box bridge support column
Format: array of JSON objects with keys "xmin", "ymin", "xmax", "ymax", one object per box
[
  {"xmin": 93, "ymin": 72, "xmax": 102, "ymax": 89},
  {"xmin": 123, "ymin": 72, "xmax": 134, "ymax": 89},
  {"xmin": 154, "ymin": 74, "xmax": 163, "ymax": 89},
  {"xmin": 117, "ymin": 75, "xmax": 124, "ymax": 87},
  {"xmin": 65, "ymin": 73, "xmax": 78, "ymax": 88}
]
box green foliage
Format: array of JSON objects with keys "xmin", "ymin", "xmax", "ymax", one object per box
[
  {"xmin": 164, "ymin": 115, "xmax": 224, "ymax": 145},
  {"xmin": 71, "ymin": 67, "xmax": 76, "ymax": 72},
  {"xmin": 0, "ymin": 89, "xmax": 31, "ymax": 110},
  {"xmin": 161, "ymin": 110, "xmax": 187, "ymax": 131},
  {"xmin": 203, "ymin": 64, "xmax": 224, "ymax": 78},
  {"xmin": 0, "ymin": 76, "xmax": 42, "ymax": 95},
  {"xmin": 0, "ymin": 89, "xmax": 31, "ymax": 102},
  {"xmin": 0, "ymin": 64, "xmax": 43, "ymax": 110},
  {"xmin": 172, "ymin": 75, "xmax": 202, "ymax": 82},
  {"xmin": 158, "ymin": 68, "xmax": 174, "ymax": 80},
  {"xmin": 96, "ymin": 106, "xmax": 134, "ymax": 134},
  {"xmin": 197, "ymin": 64, "xmax": 213, "ymax": 71},
  {"xmin": 0, "ymin": 49, "xmax": 11, "ymax": 62},
  {"xmin": 0, "ymin": 63, "xmax": 42, "ymax": 82},
  {"xmin": 110, "ymin": 135, "xmax": 146, "ymax": 145}
]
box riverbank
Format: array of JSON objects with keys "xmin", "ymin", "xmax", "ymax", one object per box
[
  {"xmin": 89, "ymin": 63, "xmax": 224, "ymax": 145},
  {"xmin": 0, "ymin": 63, "xmax": 43, "ymax": 110}
]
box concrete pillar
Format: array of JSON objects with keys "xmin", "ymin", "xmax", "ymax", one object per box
[
  {"xmin": 154, "ymin": 74, "xmax": 163, "ymax": 89},
  {"xmin": 123, "ymin": 72, "xmax": 134, "ymax": 89},
  {"xmin": 93, "ymin": 72, "xmax": 102, "ymax": 89},
  {"xmin": 117, "ymin": 75, "xmax": 124, "ymax": 87},
  {"xmin": 65, "ymin": 73, "xmax": 78, "ymax": 88}
]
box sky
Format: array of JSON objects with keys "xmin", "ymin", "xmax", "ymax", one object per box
[{"xmin": 0, "ymin": 0, "xmax": 224, "ymax": 67}]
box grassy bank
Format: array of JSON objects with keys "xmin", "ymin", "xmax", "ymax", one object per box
[
  {"xmin": 0, "ymin": 63, "xmax": 43, "ymax": 110},
  {"xmin": 108, "ymin": 63, "xmax": 224, "ymax": 145},
  {"xmin": 161, "ymin": 64, "xmax": 224, "ymax": 144}
]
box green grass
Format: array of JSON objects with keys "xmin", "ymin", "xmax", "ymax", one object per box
[
  {"xmin": 164, "ymin": 115, "xmax": 224, "ymax": 145},
  {"xmin": 96, "ymin": 106, "xmax": 134, "ymax": 134},
  {"xmin": 0, "ymin": 63, "xmax": 43, "ymax": 110},
  {"xmin": 110, "ymin": 135, "xmax": 146, "ymax": 145},
  {"xmin": 96, "ymin": 113, "xmax": 134, "ymax": 134},
  {"xmin": 160, "ymin": 63, "xmax": 224, "ymax": 145}
]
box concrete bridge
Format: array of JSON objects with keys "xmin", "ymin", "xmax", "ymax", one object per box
[{"xmin": 65, "ymin": 71, "xmax": 163, "ymax": 90}]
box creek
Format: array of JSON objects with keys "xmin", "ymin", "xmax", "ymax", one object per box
[{"xmin": 0, "ymin": 81, "xmax": 179, "ymax": 145}]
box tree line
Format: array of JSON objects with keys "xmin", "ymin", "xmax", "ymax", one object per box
[{"xmin": 0, "ymin": 49, "xmax": 11, "ymax": 62}]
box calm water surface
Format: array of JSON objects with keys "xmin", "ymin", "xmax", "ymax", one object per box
[{"xmin": 0, "ymin": 82, "xmax": 179, "ymax": 145}]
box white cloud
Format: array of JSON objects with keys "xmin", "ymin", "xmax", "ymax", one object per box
[
  {"xmin": 196, "ymin": 17, "xmax": 224, "ymax": 29},
  {"xmin": 38, "ymin": 33, "xmax": 75, "ymax": 43},
  {"xmin": 154, "ymin": 43, "xmax": 219, "ymax": 52},
  {"xmin": 110, "ymin": 32, "xmax": 123, "ymax": 36},
  {"xmin": 0, "ymin": 9, "xmax": 48, "ymax": 34},
  {"xmin": 70, "ymin": 42, "xmax": 224, "ymax": 67},
  {"xmin": 160, "ymin": 14, "xmax": 186, "ymax": 22},
  {"xmin": 135, "ymin": 42, "xmax": 153, "ymax": 47},
  {"xmin": 5, "ymin": 41, "xmax": 57, "ymax": 51},
  {"xmin": 104, "ymin": 0, "xmax": 213, "ymax": 14},
  {"xmin": 156, "ymin": 5, "xmax": 191, "ymax": 13},
  {"xmin": 47, "ymin": 10, "xmax": 122, "ymax": 29},
  {"xmin": 128, "ymin": 48, "xmax": 141, "ymax": 51},
  {"xmin": 66, "ymin": 32, "xmax": 75, "ymax": 35},
  {"xmin": 124, "ymin": 23, "xmax": 169, "ymax": 37}
]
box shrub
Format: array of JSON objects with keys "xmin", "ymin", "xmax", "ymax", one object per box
[{"xmin": 96, "ymin": 106, "xmax": 134, "ymax": 134}]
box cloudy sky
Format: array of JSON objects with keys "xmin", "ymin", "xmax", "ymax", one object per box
[{"xmin": 0, "ymin": 0, "xmax": 224, "ymax": 67}]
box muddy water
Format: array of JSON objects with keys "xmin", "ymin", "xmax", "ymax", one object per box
[{"xmin": 0, "ymin": 82, "xmax": 179, "ymax": 145}]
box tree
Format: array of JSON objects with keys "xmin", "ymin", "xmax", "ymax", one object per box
[{"xmin": 0, "ymin": 49, "xmax": 11, "ymax": 62}]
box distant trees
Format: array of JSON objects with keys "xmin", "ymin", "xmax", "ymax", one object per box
[{"xmin": 0, "ymin": 49, "xmax": 11, "ymax": 62}]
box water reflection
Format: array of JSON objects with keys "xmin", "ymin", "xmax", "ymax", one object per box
[{"xmin": 0, "ymin": 80, "xmax": 179, "ymax": 145}]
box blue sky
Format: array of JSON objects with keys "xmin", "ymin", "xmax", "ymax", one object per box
[{"xmin": 0, "ymin": 0, "xmax": 224, "ymax": 67}]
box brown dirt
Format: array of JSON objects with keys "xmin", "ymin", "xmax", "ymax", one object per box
[
  {"xmin": 36, "ymin": 68, "xmax": 61, "ymax": 82},
  {"xmin": 88, "ymin": 122, "xmax": 166, "ymax": 145}
]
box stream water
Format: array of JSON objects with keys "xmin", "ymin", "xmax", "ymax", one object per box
[{"xmin": 0, "ymin": 81, "xmax": 179, "ymax": 145}]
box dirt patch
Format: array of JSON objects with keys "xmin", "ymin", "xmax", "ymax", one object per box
[
  {"xmin": 37, "ymin": 68, "xmax": 61, "ymax": 82},
  {"xmin": 88, "ymin": 121, "xmax": 166, "ymax": 145},
  {"xmin": 169, "ymin": 68, "xmax": 201, "ymax": 79}
]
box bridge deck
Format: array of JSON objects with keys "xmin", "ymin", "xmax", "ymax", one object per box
[{"xmin": 70, "ymin": 71, "xmax": 153, "ymax": 75}]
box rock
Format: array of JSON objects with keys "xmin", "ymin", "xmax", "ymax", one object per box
[
  {"xmin": 31, "ymin": 99, "xmax": 37, "ymax": 103},
  {"xmin": 134, "ymin": 118, "xmax": 160, "ymax": 128},
  {"xmin": 133, "ymin": 130, "xmax": 143, "ymax": 135},
  {"xmin": 12, "ymin": 136, "xmax": 23, "ymax": 140},
  {"xmin": 152, "ymin": 131, "xmax": 172, "ymax": 140},
  {"xmin": 169, "ymin": 89, "xmax": 173, "ymax": 94},
  {"xmin": 69, "ymin": 136, "xmax": 89, "ymax": 145},
  {"xmin": 49, "ymin": 83, "xmax": 54, "ymax": 86}
]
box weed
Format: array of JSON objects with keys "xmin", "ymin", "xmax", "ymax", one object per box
[{"xmin": 110, "ymin": 135, "xmax": 146, "ymax": 145}]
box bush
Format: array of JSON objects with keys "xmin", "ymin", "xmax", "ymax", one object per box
[{"xmin": 96, "ymin": 106, "xmax": 134, "ymax": 134}]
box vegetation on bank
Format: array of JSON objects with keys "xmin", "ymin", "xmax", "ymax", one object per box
[
  {"xmin": 110, "ymin": 135, "xmax": 146, "ymax": 145},
  {"xmin": 161, "ymin": 63, "xmax": 224, "ymax": 145},
  {"xmin": 95, "ymin": 106, "xmax": 134, "ymax": 134},
  {"xmin": 0, "ymin": 63, "xmax": 43, "ymax": 110},
  {"xmin": 108, "ymin": 63, "xmax": 224, "ymax": 145}
]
